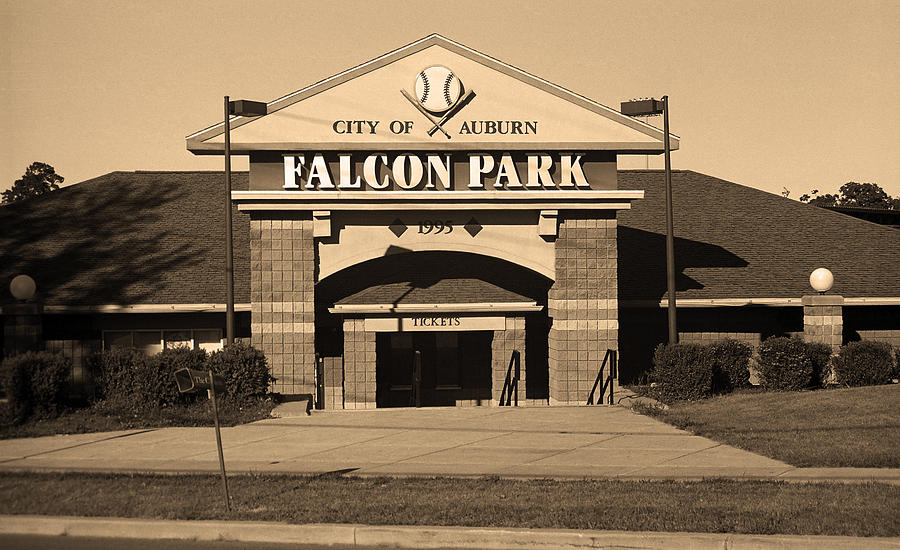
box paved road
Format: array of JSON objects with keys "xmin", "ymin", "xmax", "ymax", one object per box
[
  {"xmin": 0, "ymin": 534, "xmax": 378, "ymax": 550},
  {"xmin": 1, "ymin": 405, "xmax": 898, "ymax": 482}
]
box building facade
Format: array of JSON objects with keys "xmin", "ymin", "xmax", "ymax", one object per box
[
  {"xmin": 3, "ymin": 36, "xmax": 899, "ymax": 406},
  {"xmin": 184, "ymin": 35, "xmax": 672, "ymax": 406}
]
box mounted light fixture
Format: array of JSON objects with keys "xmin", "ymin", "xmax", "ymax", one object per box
[
  {"xmin": 224, "ymin": 97, "xmax": 267, "ymax": 344},
  {"xmin": 9, "ymin": 274, "xmax": 36, "ymax": 302},
  {"xmin": 809, "ymin": 268, "xmax": 834, "ymax": 294}
]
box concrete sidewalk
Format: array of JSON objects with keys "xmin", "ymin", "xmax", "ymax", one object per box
[{"xmin": 1, "ymin": 406, "xmax": 898, "ymax": 483}]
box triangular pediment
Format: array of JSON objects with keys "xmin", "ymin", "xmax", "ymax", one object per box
[{"xmin": 187, "ymin": 34, "xmax": 676, "ymax": 153}]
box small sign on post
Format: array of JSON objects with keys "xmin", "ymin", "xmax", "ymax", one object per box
[
  {"xmin": 173, "ymin": 368, "xmax": 231, "ymax": 511},
  {"xmin": 174, "ymin": 368, "xmax": 225, "ymax": 394}
]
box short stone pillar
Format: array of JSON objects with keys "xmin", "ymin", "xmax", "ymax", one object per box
[
  {"xmin": 2, "ymin": 303, "xmax": 44, "ymax": 356},
  {"xmin": 802, "ymin": 295, "xmax": 843, "ymax": 352}
]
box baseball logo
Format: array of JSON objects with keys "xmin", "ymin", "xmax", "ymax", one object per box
[{"xmin": 415, "ymin": 65, "xmax": 462, "ymax": 113}]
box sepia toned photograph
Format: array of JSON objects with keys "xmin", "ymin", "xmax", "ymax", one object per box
[{"xmin": 1, "ymin": 1, "xmax": 898, "ymax": 548}]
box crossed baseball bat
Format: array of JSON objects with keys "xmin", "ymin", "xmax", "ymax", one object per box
[{"xmin": 400, "ymin": 89, "xmax": 476, "ymax": 139}]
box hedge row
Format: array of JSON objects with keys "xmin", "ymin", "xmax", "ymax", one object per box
[
  {"xmin": 1, "ymin": 342, "xmax": 274, "ymax": 424},
  {"xmin": 0, "ymin": 351, "xmax": 72, "ymax": 423},
  {"xmin": 651, "ymin": 339, "xmax": 752, "ymax": 402},
  {"xmin": 652, "ymin": 336, "xmax": 899, "ymax": 402},
  {"xmin": 756, "ymin": 337, "xmax": 832, "ymax": 391},
  {"xmin": 92, "ymin": 342, "xmax": 274, "ymax": 414},
  {"xmin": 833, "ymin": 340, "xmax": 896, "ymax": 387}
]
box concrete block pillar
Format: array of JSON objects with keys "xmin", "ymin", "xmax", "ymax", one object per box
[
  {"xmin": 492, "ymin": 316, "xmax": 526, "ymax": 405},
  {"xmin": 321, "ymin": 355, "xmax": 343, "ymax": 410},
  {"xmin": 547, "ymin": 215, "xmax": 619, "ymax": 405},
  {"xmin": 2, "ymin": 303, "xmax": 44, "ymax": 357},
  {"xmin": 342, "ymin": 318, "xmax": 376, "ymax": 409},
  {"xmin": 250, "ymin": 213, "xmax": 316, "ymax": 396},
  {"xmin": 802, "ymin": 295, "xmax": 844, "ymax": 352}
]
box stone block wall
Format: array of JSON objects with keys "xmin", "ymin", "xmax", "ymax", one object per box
[
  {"xmin": 250, "ymin": 213, "xmax": 316, "ymax": 396},
  {"xmin": 491, "ymin": 316, "xmax": 525, "ymax": 405},
  {"xmin": 548, "ymin": 214, "xmax": 619, "ymax": 405},
  {"xmin": 321, "ymin": 355, "xmax": 343, "ymax": 409},
  {"xmin": 802, "ymin": 295, "xmax": 843, "ymax": 353},
  {"xmin": 342, "ymin": 318, "xmax": 376, "ymax": 409}
]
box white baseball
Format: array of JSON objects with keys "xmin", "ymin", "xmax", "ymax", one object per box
[{"xmin": 415, "ymin": 66, "xmax": 462, "ymax": 113}]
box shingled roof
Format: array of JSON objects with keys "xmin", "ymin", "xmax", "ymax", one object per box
[
  {"xmin": 2, "ymin": 169, "xmax": 897, "ymax": 307},
  {"xmin": 0, "ymin": 171, "xmax": 250, "ymax": 306},
  {"xmin": 617, "ymin": 170, "xmax": 900, "ymax": 301}
]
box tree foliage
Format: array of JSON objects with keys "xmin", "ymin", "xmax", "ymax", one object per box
[
  {"xmin": 799, "ymin": 182, "xmax": 899, "ymax": 210},
  {"xmin": 2, "ymin": 162, "xmax": 64, "ymax": 204}
]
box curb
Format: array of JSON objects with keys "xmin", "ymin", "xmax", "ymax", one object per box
[{"xmin": 1, "ymin": 515, "xmax": 898, "ymax": 549}]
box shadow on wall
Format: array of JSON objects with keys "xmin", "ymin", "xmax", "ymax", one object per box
[
  {"xmin": 617, "ymin": 226, "xmax": 750, "ymax": 383},
  {"xmin": 617, "ymin": 226, "xmax": 748, "ymax": 302},
  {"xmin": 0, "ymin": 175, "xmax": 212, "ymax": 307}
]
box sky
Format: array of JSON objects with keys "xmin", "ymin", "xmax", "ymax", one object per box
[{"xmin": 2, "ymin": 0, "xmax": 899, "ymax": 199}]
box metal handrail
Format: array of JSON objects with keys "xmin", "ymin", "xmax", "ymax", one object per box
[
  {"xmin": 499, "ymin": 350, "xmax": 520, "ymax": 406},
  {"xmin": 587, "ymin": 349, "xmax": 617, "ymax": 405}
]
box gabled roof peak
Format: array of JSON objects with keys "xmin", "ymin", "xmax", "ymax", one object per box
[{"xmin": 186, "ymin": 34, "xmax": 675, "ymax": 153}]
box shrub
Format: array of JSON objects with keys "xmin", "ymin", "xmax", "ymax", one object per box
[
  {"xmin": 806, "ymin": 342, "xmax": 834, "ymax": 387},
  {"xmin": 705, "ymin": 339, "xmax": 752, "ymax": 392},
  {"xmin": 206, "ymin": 342, "xmax": 273, "ymax": 401},
  {"xmin": 142, "ymin": 347, "xmax": 207, "ymax": 407},
  {"xmin": 1, "ymin": 351, "xmax": 72, "ymax": 422},
  {"xmin": 832, "ymin": 340, "xmax": 895, "ymax": 387},
  {"xmin": 93, "ymin": 347, "xmax": 206, "ymax": 413},
  {"xmin": 756, "ymin": 337, "xmax": 819, "ymax": 391},
  {"xmin": 894, "ymin": 347, "xmax": 900, "ymax": 380},
  {"xmin": 92, "ymin": 347, "xmax": 146, "ymax": 401},
  {"xmin": 651, "ymin": 343, "xmax": 712, "ymax": 402}
]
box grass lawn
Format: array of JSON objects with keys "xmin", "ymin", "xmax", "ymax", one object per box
[
  {"xmin": 635, "ymin": 384, "xmax": 900, "ymax": 467},
  {"xmin": 1, "ymin": 472, "xmax": 898, "ymax": 537},
  {"xmin": 0, "ymin": 398, "xmax": 277, "ymax": 440}
]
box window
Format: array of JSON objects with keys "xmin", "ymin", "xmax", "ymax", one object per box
[
  {"xmin": 103, "ymin": 329, "xmax": 223, "ymax": 354},
  {"xmin": 163, "ymin": 330, "xmax": 192, "ymax": 350}
]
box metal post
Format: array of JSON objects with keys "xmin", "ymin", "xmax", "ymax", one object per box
[
  {"xmin": 662, "ymin": 96, "xmax": 678, "ymax": 344},
  {"xmin": 208, "ymin": 370, "xmax": 230, "ymax": 511},
  {"xmin": 413, "ymin": 350, "xmax": 422, "ymax": 408},
  {"xmin": 224, "ymin": 96, "xmax": 235, "ymax": 345}
]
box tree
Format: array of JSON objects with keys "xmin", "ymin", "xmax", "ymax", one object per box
[
  {"xmin": 2, "ymin": 162, "xmax": 64, "ymax": 204},
  {"xmin": 799, "ymin": 182, "xmax": 897, "ymax": 210}
]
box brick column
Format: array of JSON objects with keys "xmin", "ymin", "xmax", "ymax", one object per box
[
  {"xmin": 547, "ymin": 215, "xmax": 618, "ymax": 405},
  {"xmin": 250, "ymin": 214, "xmax": 316, "ymax": 396},
  {"xmin": 342, "ymin": 318, "xmax": 376, "ymax": 409},
  {"xmin": 802, "ymin": 295, "xmax": 843, "ymax": 353},
  {"xmin": 492, "ymin": 316, "xmax": 526, "ymax": 405},
  {"xmin": 2, "ymin": 303, "xmax": 44, "ymax": 357}
]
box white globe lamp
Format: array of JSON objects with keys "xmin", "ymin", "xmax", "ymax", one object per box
[
  {"xmin": 809, "ymin": 268, "xmax": 834, "ymax": 294},
  {"xmin": 10, "ymin": 274, "xmax": 37, "ymax": 301}
]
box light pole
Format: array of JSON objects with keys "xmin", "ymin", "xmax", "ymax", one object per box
[
  {"xmin": 621, "ymin": 96, "xmax": 677, "ymax": 344},
  {"xmin": 224, "ymin": 97, "xmax": 267, "ymax": 344}
]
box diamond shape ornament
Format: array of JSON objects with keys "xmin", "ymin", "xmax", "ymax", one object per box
[
  {"xmin": 389, "ymin": 218, "xmax": 407, "ymax": 237},
  {"xmin": 464, "ymin": 217, "xmax": 482, "ymax": 237}
]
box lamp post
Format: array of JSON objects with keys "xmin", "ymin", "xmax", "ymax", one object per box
[
  {"xmin": 224, "ymin": 97, "xmax": 267, "ymax": 344},
  {"xmin": 621, "ymin": 96, "xmax": 677, "ymax": 344}
]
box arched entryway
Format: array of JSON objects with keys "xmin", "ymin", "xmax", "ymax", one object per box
[{"xmin": 315, "ymin": 251, "xmax": 551, "ymax": 409}]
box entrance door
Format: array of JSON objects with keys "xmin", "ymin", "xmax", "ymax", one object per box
[{"xmin": 376, "ymin": 331, "xmax": 491, "ymax": 407}]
